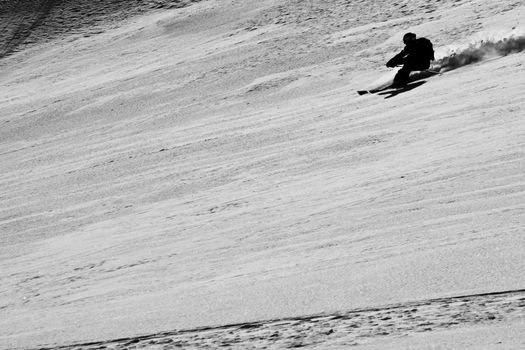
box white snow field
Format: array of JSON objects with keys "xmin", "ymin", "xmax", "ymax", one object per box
[{"xmin": 1, "ymin": 0, "xmax": 524, "ymax": 348}]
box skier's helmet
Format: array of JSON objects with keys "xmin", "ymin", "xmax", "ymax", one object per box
[{"xmin": 403, "ymin": 32, "xmax": 416, "ymax": 45}]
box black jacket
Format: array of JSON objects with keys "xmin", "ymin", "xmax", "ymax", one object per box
[{"xmin": 387, "ymin": 37, "xmax": 435, "ymax": 67}]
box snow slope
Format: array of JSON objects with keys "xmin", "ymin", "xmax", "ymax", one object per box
[{"xmin": 1, "ymin": 0, "xmax": 524, "ymax": 348}]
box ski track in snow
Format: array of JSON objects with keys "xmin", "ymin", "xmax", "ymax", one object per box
[{"xmin": 35, "ymin": 289, "xmax": 525, "ymax": 349}]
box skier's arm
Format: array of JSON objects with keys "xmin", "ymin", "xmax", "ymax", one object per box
[{"xmin": 386, "ymin": 50, "xmax": 406, "ymax": 67}]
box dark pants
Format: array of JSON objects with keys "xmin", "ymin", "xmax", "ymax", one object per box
[{"xmin": 394, "ymin": 56, "xmax": 430, "ymax": 85}]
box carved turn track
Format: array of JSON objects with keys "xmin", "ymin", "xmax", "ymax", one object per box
[{"xmin": 34, "ymin": 289, "xmax": 525, "ymax": 349}]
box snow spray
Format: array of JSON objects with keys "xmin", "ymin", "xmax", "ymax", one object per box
[{"xmin": 434, "ymin": 28, "xmax": 525, "ymax": 72}]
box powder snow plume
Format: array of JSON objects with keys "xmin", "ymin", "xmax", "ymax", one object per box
[{"xmin": 434, "ymin": 31, "xmax": 525, "ymax": 71}]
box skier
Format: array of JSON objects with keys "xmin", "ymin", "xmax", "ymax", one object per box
[{"xmin": 386, "ymin": 32, "xmax": 435, "ymax": 86}]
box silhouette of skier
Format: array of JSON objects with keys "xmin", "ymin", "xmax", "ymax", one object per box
[{"xmin": 386, "ymin": 33, "xmax": 435, "ymax": 86}]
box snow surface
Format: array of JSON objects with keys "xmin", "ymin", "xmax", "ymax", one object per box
[{"xmin": 1, "ymin": 0, "xmax": 524, "ymax": 348}]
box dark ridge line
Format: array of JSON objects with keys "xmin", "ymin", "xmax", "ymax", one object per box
[
  {"xmin": 1, "ymin": 0, "xmax": 62, "ymax": 58},
  {"xmin": 0, "ymin": 0, "xmax": 25, "ymax": 43},
  {"xmin": 0, "ymin": 0, "xmax": 206, "ymax": 61},
  {"xmin": 32, "ymin": 287, "xmax": 525, "ymax": 350}
]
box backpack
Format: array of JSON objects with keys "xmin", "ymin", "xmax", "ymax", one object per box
[{"xmin": 417, "ymin": 37, "xmax": 435, "ymax": 61}]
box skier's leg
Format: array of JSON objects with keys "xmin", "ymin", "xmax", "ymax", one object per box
[{"xmin": 393, "ymin": 66, "xmax": 411, "ymax": 85}]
